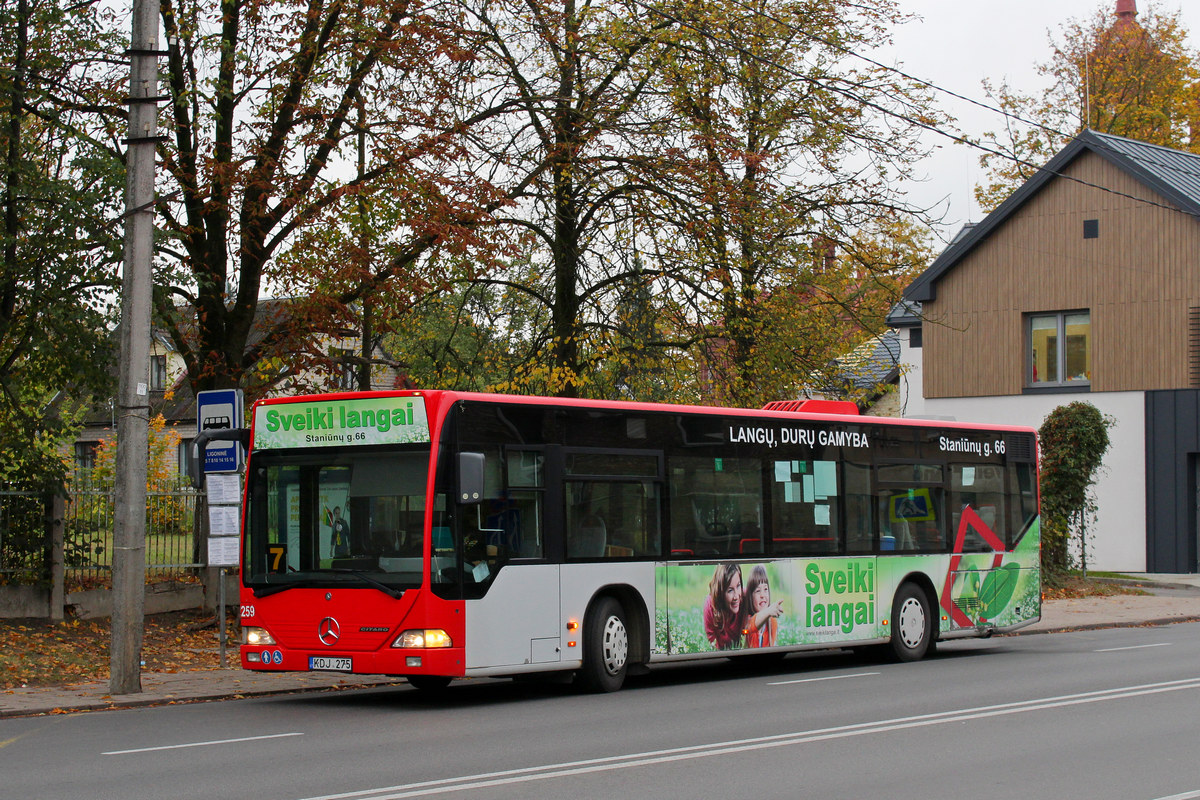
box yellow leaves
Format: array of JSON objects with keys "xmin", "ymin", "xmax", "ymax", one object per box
[{"xmin": 978, "ymin": 3, "xmax": 1200, "ymax": 204}]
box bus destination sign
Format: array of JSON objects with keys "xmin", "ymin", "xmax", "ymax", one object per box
[{"xmin": 253, "ymin": 396, "xmax": 431, "ymax": 450}]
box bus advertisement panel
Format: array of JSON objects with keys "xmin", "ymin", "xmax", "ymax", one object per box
[
  {"xmin": 237, "ymin": 390, "xmax": 1040, "ymax": 693},
  {"xmin": 655, "ymin": 544, "xmax": 1040, "ymax": 656}
]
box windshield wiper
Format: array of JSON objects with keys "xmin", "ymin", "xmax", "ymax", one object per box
[
  {"xmin": 253, "ymin": 577, "xmax": 320, "ymax": 598},
  {"xmin": 328, "ymin": 568, "xmax": 405, "ymax": 599},
  {"xmin": 251, "ymin": 570, "xmax": 405, "ymax": 599}
]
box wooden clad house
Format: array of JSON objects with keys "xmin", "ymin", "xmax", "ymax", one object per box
[{"xmin": 890, "ymin": 130, "xmax": 1200, "ymax": 573}]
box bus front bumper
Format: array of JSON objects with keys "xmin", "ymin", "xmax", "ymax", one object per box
[{"xmin": 241, "ymin": 645, "xmax": 465, "ymax": 677}]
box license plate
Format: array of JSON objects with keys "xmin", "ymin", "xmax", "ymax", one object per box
[{"xmin": 309, "ymin": 656, "xmax": 352, "ymax": 672}]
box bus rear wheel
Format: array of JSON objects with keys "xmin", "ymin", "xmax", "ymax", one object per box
[
  {"xmin": 578, "ymin": 597, "xmax": 629, "ymax": 693},
  {"xmin": 889, "ymin": 583, "xmax": 933, "ymax": 662}
]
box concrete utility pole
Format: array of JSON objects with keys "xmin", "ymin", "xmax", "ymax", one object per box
[{"xmin": 111, "ymin": 0, "xmax": 160, "ymax": 695}]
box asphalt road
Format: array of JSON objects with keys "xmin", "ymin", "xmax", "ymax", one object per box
[{"xmin": 4, "ymin": 624, "xmax": 1200, "ymax": 800}]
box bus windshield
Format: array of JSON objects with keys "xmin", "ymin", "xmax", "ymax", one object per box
[{"xmin": 243, "ymin": 448, "xmax": 435, "ymax": 594}]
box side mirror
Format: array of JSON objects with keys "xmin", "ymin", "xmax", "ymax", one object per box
[{"xmin": 458, "ymin": 452, "xmax": 485, "ymax": 504}]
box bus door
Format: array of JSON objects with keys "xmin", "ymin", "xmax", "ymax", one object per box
[
  {"xmin": 461, "ymin": 447, "xmax": 562, "ymax": 670},
  {"xmin": 560, "ymin": 447, "xmax": 663, "ymax": 650}
]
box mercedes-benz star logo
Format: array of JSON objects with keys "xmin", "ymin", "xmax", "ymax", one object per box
[{"xmin": 318, "ymin": 616, "xmax": 341, "ymax": 646}]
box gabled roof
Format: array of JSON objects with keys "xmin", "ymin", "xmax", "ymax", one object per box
[
  {"xmin": 885, "ymin": 298, "xmax": 922, "ymax": 329},
  {"xmin": 832, "ymin": 330, "xmax": 900, "ymax": 391},
  {"xmin": 904, "ymin": 130, "xmax": 1200, "ymax": 303}
]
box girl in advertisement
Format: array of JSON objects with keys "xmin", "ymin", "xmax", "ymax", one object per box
[
  {"xmin": 744, "ymin": 565, "xmax": 784, "ymax": 648},
  {"xmin": 703, "ymin": 563, "xmax": 747, "ymax": 650}
]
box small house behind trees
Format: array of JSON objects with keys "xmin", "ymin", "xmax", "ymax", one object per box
[{"xmin": 74, "ymin": 299, "xmax": 407, "ymax": 477}]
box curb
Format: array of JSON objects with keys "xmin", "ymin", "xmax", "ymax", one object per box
[
  {"xmin": 0, "ymin": 679, "xmax": 404, "ymax": 719},
  {"xmin": 1094, "ymin": 578, "xmax": 1199, "ymax": 592},
  {"xmin": 1013, "ymin": 614, "xmax": 1200, "ymax": 636}
]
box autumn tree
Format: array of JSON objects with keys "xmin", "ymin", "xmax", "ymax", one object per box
[
  {"xmin": 386, "ymin": 274, "xmax": 548, "ymax": 392},
  {"xmin": 0, "ymin": 0, "xmax": 122, "ymax": 487},
  {"xmin": 396, "ymin": 0, "xmax": 937, "ymax": 404},
  {"xmin": 977, "ymin": 0, "xmax": 1200, "ymax": 210},
  {"xmin": 443, "ymin": 0, "xmax": 687, "ymax": 398},
  {"xmin": 147, "ymin": 0, "xmax": 527, "ymax": 399},
  {"xmin": 643, "ymin": 0, "xmax": 937, "ymax": 407},
  {"xmin": 585, "ymin": 246, "xmax": 703, "ymax": 404}
]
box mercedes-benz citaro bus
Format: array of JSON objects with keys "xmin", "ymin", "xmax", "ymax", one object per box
[{"xmin": 235, "ymin": 390, "xmax": 1040, "ymax": 692}]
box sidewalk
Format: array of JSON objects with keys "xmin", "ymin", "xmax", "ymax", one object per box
[
  {"xmin": 1023, "ymin": 573, "xmax": 1200, "ymax": 633},
  {"xmin": 5, "ymin": 574, "xmax": 1200, "ymax": 719},
  {"xmin": 0, "ymin": 666, "xmax": 405, "ymax": 718}
]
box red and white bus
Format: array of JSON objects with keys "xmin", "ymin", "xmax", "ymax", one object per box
[{"xmin": 236, "ymin": 390, "xmax": 1040, "ymax": 691}]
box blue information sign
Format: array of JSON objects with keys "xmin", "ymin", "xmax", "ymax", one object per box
[{"xmin": 196, "ymin": 389, "xmax": 244, "ymax": 473}]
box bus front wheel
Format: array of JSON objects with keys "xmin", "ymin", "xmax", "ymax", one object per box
[
  {"xmin": 407, "ymin": 675, "xmax": 452, "ymax": 692},
  {"xmin": 578, "ymin": 597, "xmax": 629, "ymax": 693},
  {"xmin": 889, "ymin": 583, "xmax": 933, "ymax": 662}
]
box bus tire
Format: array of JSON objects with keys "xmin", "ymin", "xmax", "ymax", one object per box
[
  {"xmin": 889, "ymin": 583, "xmax": 933, "ymax": 662},
  {"xmin": 578, "ymin": 597, "xmax": 629, "ymax": 693},
  {"xmin": 407, "ymin": 675, "xmax": 452, "ymax": 692}
]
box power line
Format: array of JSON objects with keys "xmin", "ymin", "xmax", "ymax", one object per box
[
  {"xmin": 629, "ymin": 0, "xmax": 1200, "ymax": 222},
  {"xmin": 761, "ymin": 0, "xmax": 1200, "ymax": 188},
  {"xmin": 719, "ymin": 0, "xmax": 1200, "ymax": 187}
]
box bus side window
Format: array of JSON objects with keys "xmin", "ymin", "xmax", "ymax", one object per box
[
  {"xmin": 566, "ymin": 480, "xmax": 660, "ymax": 558},
  {"xmin": 1007, "ymin": 462, "xmax": 1038, "ymax": 548},
  {"xmin": 951, "ymin": 464, "xmax": 1005, "ymax": 552},
  {"xmin": 769, "ymin": 460, "xmax": 839, "ymax": 555},
  {"xmin": 844, "ymin": 461, "xmax": 873, "ymax": 553},
  {"xmin": 876, "ymin": 463, "xmax": 945, "ymax": 554},
  {"xmin": 668, "ymin": 457, "xmax": 760, "ymax": 557},
  {"xmin": 501, "ymin": 449, "xmax": 544, "ymax": 559}
]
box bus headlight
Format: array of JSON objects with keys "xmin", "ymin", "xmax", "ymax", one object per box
[
  {"xmin": 393, "ymin": 629, "xmax": 452, "ymax": 648},
  {"xmin": 242, "ymin": 626, "xmax": 277, "ymax": 646}
]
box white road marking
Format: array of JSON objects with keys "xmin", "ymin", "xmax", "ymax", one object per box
[
  {"xmin": 102, "ymin": 732, "xmax": 303, "ymax": 755},
  {"xmin": 767, "ymin": 671, "xmax": 879, "ymax": 685},
  {"xmin": 295, "ymin": 678, "xmax": 1200, "ymax": 800},
  {"xmin": 1150, "ymin": 792, "xmax": 1200, "ymax": 800},
  {"xmin": 1095, "ymin": 643, "xmax": 1173, "ymax": 652}
]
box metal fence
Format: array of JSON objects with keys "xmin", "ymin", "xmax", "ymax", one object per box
[
  {"xmin": 0, "ymin": 489, "xmax": 52, "ymax": 586},
  {"xmin": 0, "ymin": 475, "xmax": 205, "ymax": 590}
]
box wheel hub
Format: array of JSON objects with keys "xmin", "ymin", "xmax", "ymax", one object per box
[
  {"xmin": 897, "ymin": 596, "xmax": 926, "ymax": 649},
  {"xmin": 601, "ymin": 615, "xmax": 628, "ymax": 675}
]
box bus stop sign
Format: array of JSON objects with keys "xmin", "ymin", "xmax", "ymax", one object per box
[{"xmin": 196, "ymin": 389, "xmax": 244, "ymax": 473}]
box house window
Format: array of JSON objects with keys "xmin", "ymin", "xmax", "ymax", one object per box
[
  {"xmin": 149, "ymin": 355, "xmax": 167, "ymax": 391},
  {"xmin": 75, "ymin": 441, "xmax": 99, "ymax": 470},
  {"xmin": 178, "ymin": 440, "xmax": 193, "ymax": 478},
  {"xmin": 1027, "ymin": 311, "xmax": 1091, "ymax": 387}
]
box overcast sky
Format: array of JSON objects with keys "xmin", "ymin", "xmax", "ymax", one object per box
[{"xmin": 880, "ymin": 0, "xmax": 1200, "ymax": 245}]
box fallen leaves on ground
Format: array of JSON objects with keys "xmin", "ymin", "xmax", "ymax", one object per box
[
  {"xmin": 0, "ymin": 611, "xmax": 238, "ymax": 689},
  {"xmin": 1043, "ymin": 576, "xmax": 1146, "ymax": 601}
]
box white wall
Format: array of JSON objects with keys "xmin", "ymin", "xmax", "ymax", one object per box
[
  {"xmin": 895, "ymin": 333, "xmax": 925, "ymax": 419},
  {"xmin": 893, "ymin": 328, "xmax": 1144, "ymax": 571},
  {"xmin": 915, "ymin": 392, "xmax": 1145, "ymax": 573}
]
